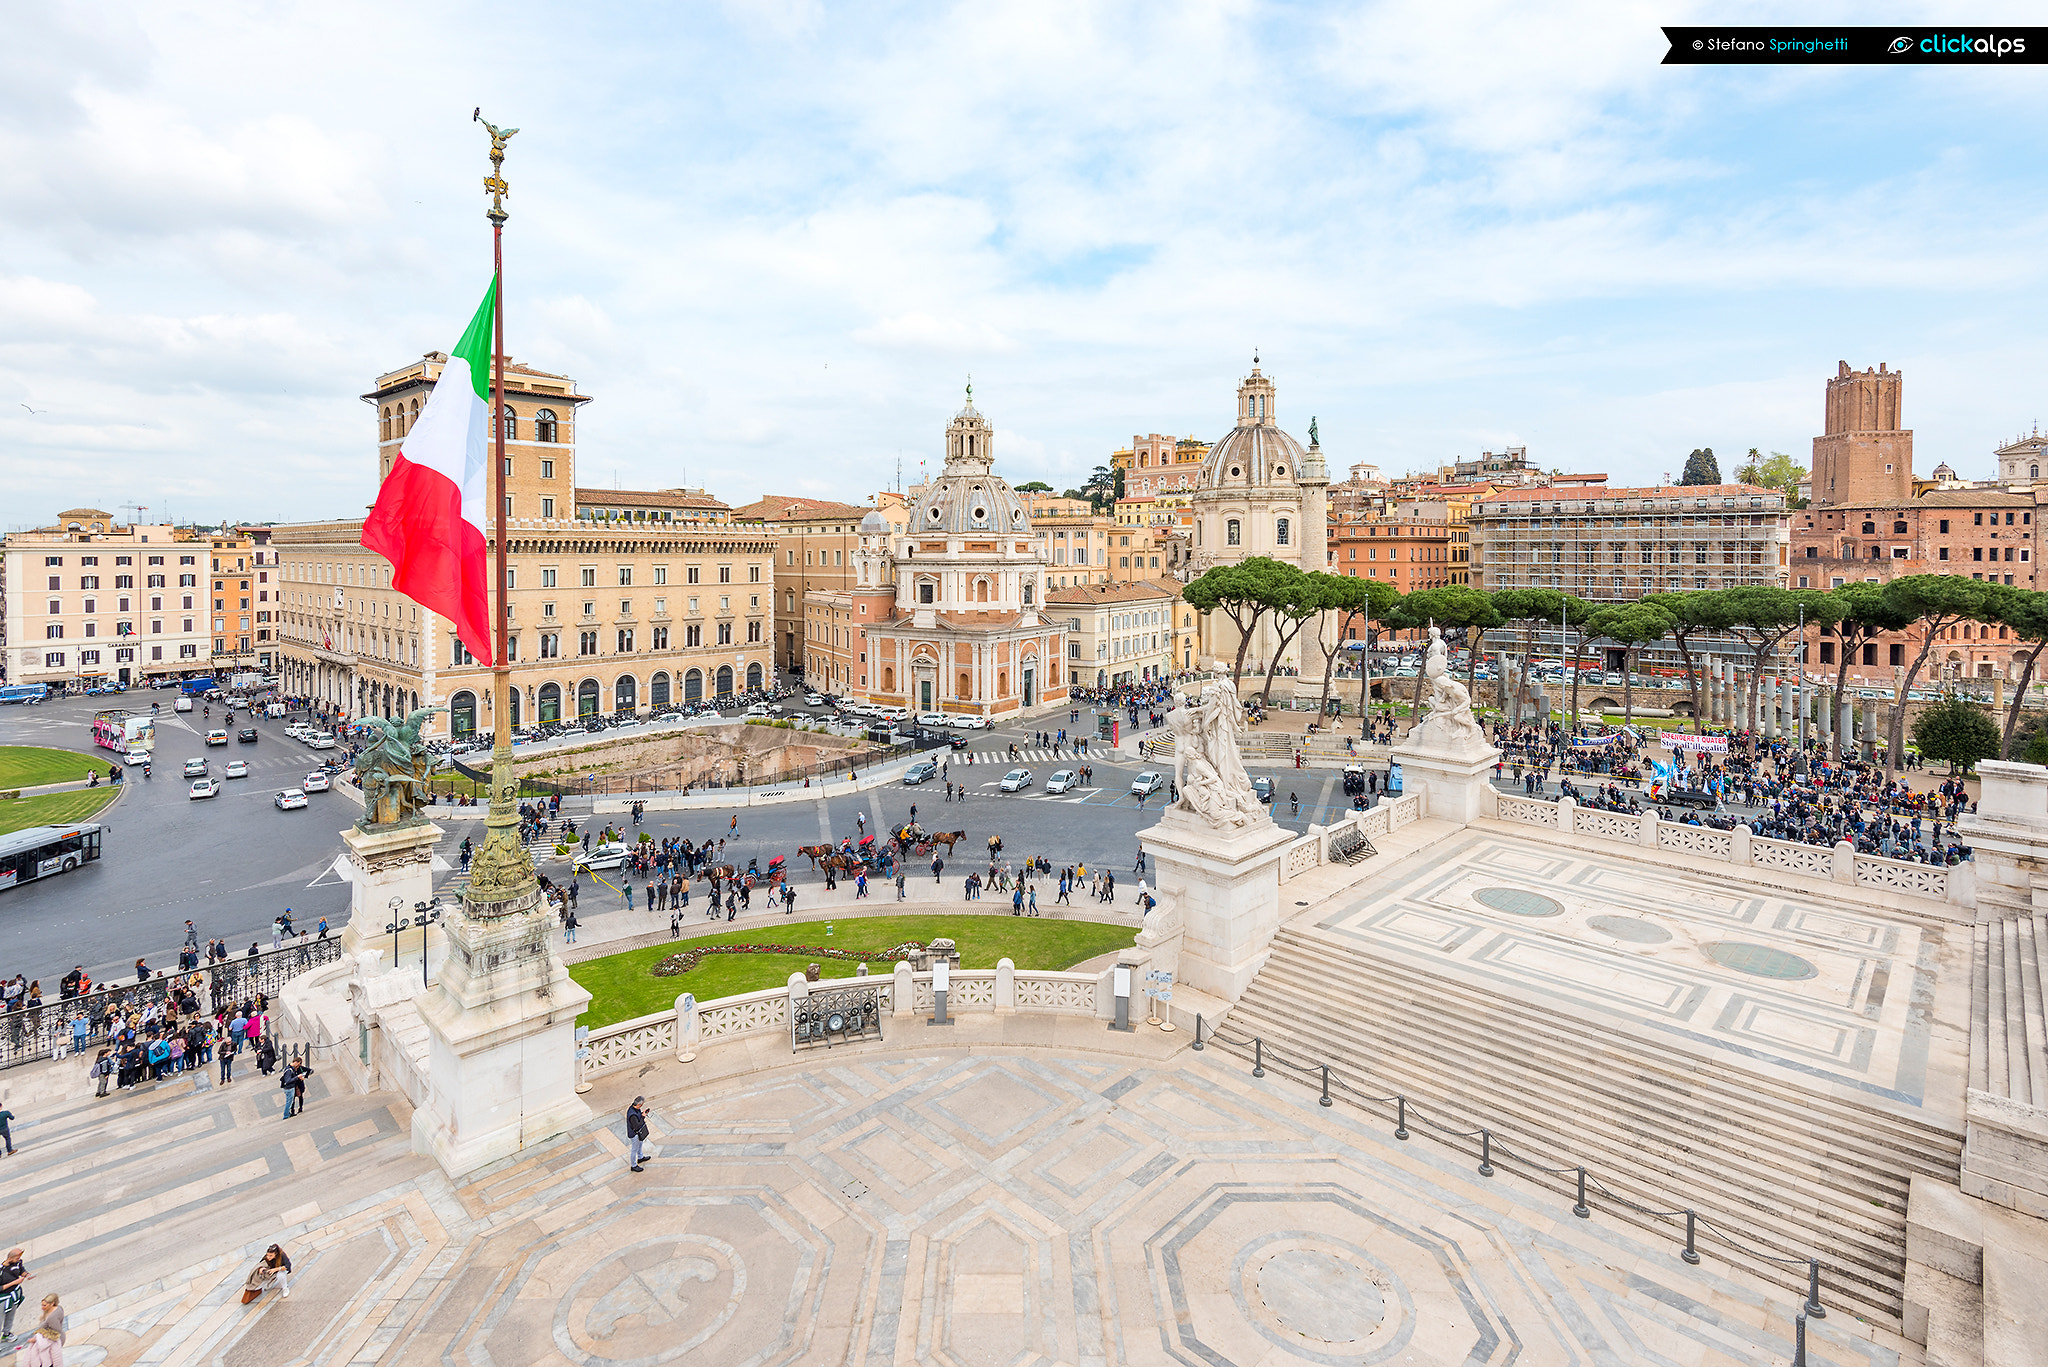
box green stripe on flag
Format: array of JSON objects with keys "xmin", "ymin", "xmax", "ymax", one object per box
[{"xmin": 451, "ymin": 277, "xmax": 499, "ymax": 402}]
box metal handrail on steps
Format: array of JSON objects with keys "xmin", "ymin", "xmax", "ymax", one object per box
[{"xmin": 1191, "ymin": 1015, "xmax": 1833, "ymax": 1341}]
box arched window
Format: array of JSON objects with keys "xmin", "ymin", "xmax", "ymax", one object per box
[
  {"xmin": 883, "ymin": 667, "xmax": 895, "ymax": 692},
  {"xmin": 975, "ymin": 578, "xmax": 990, "ymax": 603},
  {"xmin": 508, "ymin": 689, "xmax": 521, "ymax": 727},
  {"xmin": 1022, "ymin": 580, "xmax": 1034, "ymax": 605},
  {"xmin": 537, "ymin": 681, "xmax": 561, "ymax": 722},
  {"xmin": 683, "ymin": 668, "xmax": 703, "ymax": 703},
  {"xmin": 613, "ymin": 675, "xmax": 637, "ymax": 713},
  {"xmin": 535, "ymin": 408, "xmax": 558, "ymax": 443},
  {"xmin": 746, "ymin": 662, "xmax": 763, "ymax": 690},
  {"xmin": 650, "ymin": 671, "xmax": 670, "ymax": 706},
  {"xmin": 715, "ymin": 665, "xmax": 734, "ymax": 697},
  {"xmin": 998, "ymin": 671, "xmax": 1007, "ymax": 695},
  {"xmin": 450, "ymin": 690, "xmax": 477, "ymax": 736},
  {"xmin": 381, "ymin": 407, "xmax": 392, "ymax": 441},
  {"xmin": 577, "ymin": 679, "xmax": 600, "ymax": 717},
  {"xmin": 1861, "ymin": 521, "xmax": 1876, "ymax": 534},
  {"xmin": 1227, "ymin": 519, "xmax": 1241, "ymax": 546},
  {"xmin": 498, "ymin": 405, "xmax": 516, "ymax": 441},
  {"xmin": 958, "ymin": 671, "xmax": 972, "ymax": 698},
  {"xmin": 2033, "ymin": 465, "xmax": 2040, "ymax": 479},
  {"xmin": 1893, "ymin": 520, "xmax": 1908, "ymax": 534},
  {"xmin": 1275, "ymin": 517, "xmax": 1291, "ymax": 546}
]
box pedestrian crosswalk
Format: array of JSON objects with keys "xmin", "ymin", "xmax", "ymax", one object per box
[{"xmin": 957, "ymin": 748, "xmax": 1099, "ymax": 765}]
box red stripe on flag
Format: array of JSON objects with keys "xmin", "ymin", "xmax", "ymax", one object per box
[{"xmin": 362, "ymin": 452, "xmax": 493, "ymax": 666}]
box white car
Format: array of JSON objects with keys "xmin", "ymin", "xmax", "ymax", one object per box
[
  {"xmin": 188, "ymin": 777, "xmax": 220, "ymax": 800},
  {"xmin": 999, "ymin": 768, "xmax": 1033, "ymax": 793},
  {"xmin": 575, "ymin": 842, "xmax": 631, "ymax": 872},
  {"xmin": 745, "ymin": 703, "xmax": 773, "ymax": 717},
  {"xmin": 951, "ymin": 715, "xmax": 992, "ymax": 730},
  {"xmin": 224, "ymin": 759, "xmax": 249, "ymax": 779},
  {"xmin": 174, "ymin": 696, "xmax": 193, "ymax": 713},
  {"xmin": 1130, "ymin": 771, "xmax": 1166, "ymax": 798},
  {"xmin": 301, "ymin": 771, "xmax": 331, "ymax": 792},
  {"xmin": 305, "ymin": 733, "xmax": 337, "ymax": 750},
  {"xmin": 182, "ymin": 757, "xmax": 208, "ymax": 777},
  {"xmin": 273, "ymin": 788, "xmax": 307, "ymax": 810},
  {"xmin": 916, "ymin": 712, "xmax": 949, "ymax": 728},
  {"xmin": 805, "ymin": 694, "xmax": 825, "ymax": 707},
  {"xmin": 123, "ymin": 747, "xmax": 151, "ymax": 767},
  {"xmin": 205, "ymin": 728, "xmax": 229, "ymax": 746},
  {"xmin": 1046, "ymin": 769, "xmax": 1079, "ymax": 794}
]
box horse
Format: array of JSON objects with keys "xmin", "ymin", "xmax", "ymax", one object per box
[
  {"xmin": 695, "ymin": 863, "xmax": 739, "ymax": 884},
  {"xmin": 795, "ymin": 844, "xmax": 834, "ymax": 869},
  {"xmin": 821, "ymin": 853, "xmax": 864, "ymax": 879},
  {"xmin": 928, "ymin": 829, "xmax": 967, "ymax": 853}
]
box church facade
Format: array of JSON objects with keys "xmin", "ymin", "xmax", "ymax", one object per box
[
  {"xmin": 833, "ymin": 392, "xmax": 1069, "ymax": 720},
  {"xmin": 1189, "ymin": 363, "xmax": 1331, "ymax": 674}
]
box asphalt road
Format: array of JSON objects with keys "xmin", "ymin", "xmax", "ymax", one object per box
[{"xmin": 1, "ymin": 692, "xmax": 1354, "ymax": 992}]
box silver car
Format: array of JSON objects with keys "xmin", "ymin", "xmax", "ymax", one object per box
[
  {"xmin": 998, "ymin": 768, "xmax": 1033, "ymax": 793},
  {"xmin": 1046, "ymin": 769, "xmax": 1079, "ymax": 794}
]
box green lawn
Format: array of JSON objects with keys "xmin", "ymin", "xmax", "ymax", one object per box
[
  {"xmin": 0, "ymin": 788, "xmax": 118, "ymax": 836},
  {"xmin": 0, "ymin": 746, "xmax": 100, "ymax": 791},
  {"xmin": 571, "ymin": 913, "xmax": 1136, "ymax": 1028}
]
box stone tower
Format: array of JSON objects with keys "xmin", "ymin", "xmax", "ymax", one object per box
[{"xmin": 1812, "ymin": 361, "xmax": 1913, "ymax": 507}]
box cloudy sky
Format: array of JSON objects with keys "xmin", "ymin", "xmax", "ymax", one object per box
[{"xmin": 3, "ymin": 1, "xmax": 2043, "ymax": 526}]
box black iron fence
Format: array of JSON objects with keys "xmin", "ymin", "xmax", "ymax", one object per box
[
  {"xmin": 0, "ymin": 938, "xmax": 344, "ymax": 1070},
  {"xmin": 1193, "ymin": 1015, "xmax": 1835, "ymax": 1357}
]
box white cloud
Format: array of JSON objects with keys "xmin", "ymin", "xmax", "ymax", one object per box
[{"xmin": 0, "ymin": 0, "xmax": 2041, "ymax": 527}]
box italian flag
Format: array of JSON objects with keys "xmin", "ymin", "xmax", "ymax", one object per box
[{"xmin": 362, "ymin": 279, "xmax": 497, "ymax": 666}]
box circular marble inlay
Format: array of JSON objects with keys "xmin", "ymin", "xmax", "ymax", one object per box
[
  {"xmin": 1704, "ymin": 941, "xmax": 1817, "ymax": 980},
  {"xmin": 1474, "ymin": 886, "xmax": 1564, "ymax": 918},
  {"xmin": 557, "ymin": 1234, "xmax": 745, "ymax": 1365},
  {"xmin": 1256, "ymin": 1249, "xmax": 1386, "ymax": 1342},
  {"xmin": 1587, "ymin": 914, "xmax": 1671, "ymax": 945}
]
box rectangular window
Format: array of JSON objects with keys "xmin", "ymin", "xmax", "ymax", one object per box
[
  {"xmin": 44, "ymin": 652, "xmax": 63, "ymax": 667},
  {"xmin": 1975, "ymin": 513, "xmax": 1984, "ymax": 525},
  {"xmin": 749, "ymin": 565, "xmax": 761, "ymax": 582},
  {"xmin": 80, "ymin": 575, "xmax": 99, "ymax": 589},
  {"xmin": 1889, "ymin": 644, "xmax": 1906, "ymax": 666},
  {"xmin": 620, "ymin": 599, "xmax": 632, "ymax": 615},
  {"xmin": 687, "ymin": 566, "xmax": 700, "ymax": 584},
  {"xmin": 618, "ymin": 567, "xmax": 633, "ymax": 586},
  {"xmin": 541, "ymin": 497, "xmax": 555, "ymax": 518},
  {"xmin": 581, "ymin": 567, "xmax": 596, "ymax": 587},
  {"xmin": 503, "ymin": 495, "xmax": 512, "ymax": 516},
  {"xmin": 1819, "ymin": 642, "xmax": 1835, "ymax": 663},
  {"xmin": 653, "ymin": 566, "xmax": 667, "ymax": 585},
  {"xmin": 540, "ymin": 459, "xmax": 554, "ymax": 478},
  {"xmin": 540, "ymin": 568, "xmax": 557, "ymax": 588},
  {"xmin": 1974, "ymin": 547, "xmax": 1984, "ymax": 561},
  {"xmin": 1939, "ymin": 519, "xmax": 1950, "ymax": 533},
  {"xmin": 44, "ymin": 556, "xmax": 61, "ymax": 567},
  {"xmin": 719, "ymin": 566, "xmax": 732, "ymax": 583},
  {"xmin": 1938, "ymin": 548, "xmax": 1949, "ymax": 560}
]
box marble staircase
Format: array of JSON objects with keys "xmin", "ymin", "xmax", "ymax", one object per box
[
  {"xmin": 1971, "ymin": 911, "xmax": 2046, "ymax": 1113},
  {"xmin": 1226, "ymin": 924, "xmax": 1965, "ymax": 1330}
]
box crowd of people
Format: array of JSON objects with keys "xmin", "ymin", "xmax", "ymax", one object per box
[{"xmin": 1493, "ymin": 720, "xmax": 1978, "ymax": 866}]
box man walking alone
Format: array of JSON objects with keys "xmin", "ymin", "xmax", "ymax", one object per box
[{"xmin": 625, "ymin": 1096, "xmax": 650, "ymax": 1172}]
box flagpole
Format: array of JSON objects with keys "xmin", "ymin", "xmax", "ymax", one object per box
[{"xmin": 468, "ymin": 111, "xmax": 536, "ymax": 915}]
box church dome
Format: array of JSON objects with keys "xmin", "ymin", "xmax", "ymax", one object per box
[
  {"xmin": 859, "ymin": 508, "xmax": 889, "ymax": 535},
  {"xmin": 907, "ymin": 386, "xmax": 1033, "ymax": 534},
  {"xmin": 1198, "ymin": 362, "xmax": 1320, "ymax": 489},
  {"xmin": 1203, "ymin": 424, "xmax": 1309, "ymax": 490}
]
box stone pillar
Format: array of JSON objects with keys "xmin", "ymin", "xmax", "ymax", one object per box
[
  {"xmin": 1731, "ymin": 823, "xmax": 1752, "ymax": 866},
  {"xmin": 675, "ymin": 992, "xmax": 699, "ymax": 1062},
  {"xmin": 1139, "ymin": 805, "xmax": 1295, "ymax": 1005},
  {"xmin": 1556, "ymin": 796, "xmax": 1577, "ymax": 837},
  {"xmin": 412, "ymin": 872, "xmax": 593, "ymax": 1178},
  {"xmin": 1782, "ymin": 677, "xmax": 1795, "ymax": 744},
  {"xmin": 995, "ymin": 957, "xmax": 1016, "ymax": 1015},
  {"xmin": 1832, "ymin": 839, "xmax": 1857, "ymax": 884},
  {"xmin": 337, "ymin": 820, "xmax": 446, "ymax": 964},
  {"xmin": 892, "ymin": 960, "xmax": 915, "ymax": 1017}
]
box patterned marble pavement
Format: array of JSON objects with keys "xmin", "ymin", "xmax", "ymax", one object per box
[
  {"xmin": 23, "ymin": 1016, "xmax": 1916, "ymax": 1367},
  {"xmin": 1309, "ymin": 830, "xmax": 1970, "ymax": 1117}
]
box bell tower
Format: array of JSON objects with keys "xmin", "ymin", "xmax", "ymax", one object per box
[{"xmin": 1812, "ymin": 361, "xmax": 1912, "ymax": 507}]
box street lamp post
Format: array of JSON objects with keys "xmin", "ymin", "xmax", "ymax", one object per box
[
  {"xmin": 412, "ymin": 899, "xmax": 445, "ymax": 986},
  {"xmin": 384, "ymin": 896, "xmax": 408, "ymax": 972}
]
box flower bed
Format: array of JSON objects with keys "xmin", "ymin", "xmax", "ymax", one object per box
[{"xmin": 652, "ymin": 940, "xmax": 926, "ymax": 977}]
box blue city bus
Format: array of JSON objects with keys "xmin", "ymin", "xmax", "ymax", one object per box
[
  {"xmin": 181, "ymin": 677, "xmax": 221, "ymax": 695},
  {"xmin": 0, "ymin": 684, "xmax": 49, "ymax": 705}
]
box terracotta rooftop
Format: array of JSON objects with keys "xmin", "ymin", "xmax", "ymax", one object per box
[
  {"xmin": 1046, "ymin": 580, "xmax": 1181, "ymax": 606},
  {"xmin": 729, "ymin": 495, "xmax": 873, "ymax": 523},
  {"xmin": 1475, "ymin": 482, "xmax": 1781, "ymax": 505},
  {"xmin": 574, "ymin": 488, "xmax": 731, "ymax": 512}
]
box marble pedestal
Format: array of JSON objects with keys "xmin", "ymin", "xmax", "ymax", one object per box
[
  {"xmin": 413, "ymin": 883, "xmax": 593, "ymax": 1178},
  {"xmin": 337, "ymin": 819, "xmax": 445, "ymax": 962},
  {"xmin": 1389, "ymin": 733, "xmax": 1500, "ymax": 828},
  {"xmin": 1138, "ymin": 805, "xmax": 1295, "ymax": 1004}
]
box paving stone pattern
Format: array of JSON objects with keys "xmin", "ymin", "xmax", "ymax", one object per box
[{"xmin": 11, "ymin": 1028, "xmax": 1912, "ymax": 1366}]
